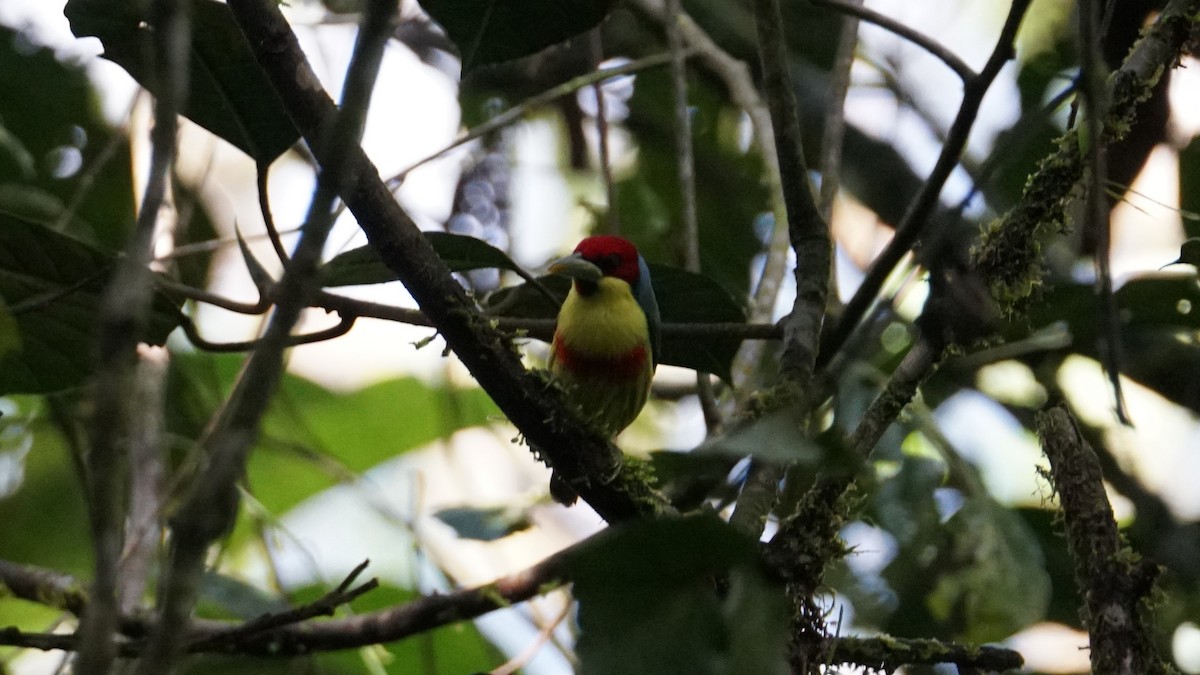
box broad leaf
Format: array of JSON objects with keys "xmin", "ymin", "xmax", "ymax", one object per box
[
  {"xmin": 0, "ymin": 401, "xmax": 91, "ymax": 574},
  {"xmin": 434, "ymin": 504, "xmax": 532, "ymax": 541},
  {"xmin": 0, "ymin": 24, "xmax": 136, "ymax": 250},
  {"xmin": 418, "ymin": 0, "xmax": 613, "ymax": 70},
  {"xmin": 566, "ymin": 514, "xmax": 789, "ymax": 675},
  {"xmin": 485, "ymin": 263, "xmax": 748, "ymax": 381},
  {"xmin": 696, "ymin": 406, "xmax": 823, "ymax": 464},
  {"xmin": 167, "ymin": 353, "xmax": 500, "ymax": 514},
  {"xmin": 0, "ymin": 213, "xmax": 182, "ymax": 394},
  {"xmin": 927, "ymin": 498, "xmax": 1051, "ymax": 642},
  {"xmin": 321, "ymin": 232, "xmax": 526, "ymax": 287},
  {"xmin": 64, "ymin": 0, "xmax": 299, "ymax": 162},
  {"xmin": 197, "ymin": 572, "xmax": 290, "ymax": 621}
]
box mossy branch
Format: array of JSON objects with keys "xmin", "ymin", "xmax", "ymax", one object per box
[
  {"xmin": 1036, "ymin": 404, "xmax": 1177, "ymax": 675},
  {"xmin": 972, "ymin": 0, "xmax": 1200, "ymax": 313}
]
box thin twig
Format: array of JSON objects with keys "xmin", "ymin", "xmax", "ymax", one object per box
[
  {"xmin": 811, "ymin": 0, "xmax": 976, "ymax": 82},
  {"xmin": 1037, "ymin": 405, "xmax": 1171, "ymax": 673},
  {"xmin": 725, "ymin": 0, "xmax": 835, "ymax": 538},
  {"xmin": 257, "ymin": 161, "xmax": 290, "ymax": 265},
  {"xmin": 134, "ymin": 2, "xmax": 398, "ymax": 672},
  {"xmin": 229, "ymin": 0, "xmax": 674, "ymax": 523},
  {"xmin": 385, "ymin": 52, "xmax": 685, "ymax": 187},
  {"xmin": 177, "ymin": 312, "xmax": 356, "ymax": 352},
  {"xmin": 820, "ymin": 0, "xmax": 1033, "ymax": 370},
  {"xmin": 0, "ymin": 544, "xmax": 572, "ymax": 657},
  {"xmin": 591, "ymin": 31, "xmax": 620, "ymax": 236},
  {"xmin": 627, "ymin": 0, "xmax": 790, "ymax": 394},
  {"xmin": 77, "ymin": 0, "xmax": 189, "ymax": 670},
  {"xmin": 157, "ymin": 226, "xmax": 304, "ymax": 261},
  {"xmin": 753, "ymin": 0, "xmax": 832, "ymax": 389},
  {"xmin": 119, "ymin": 347, "xmax": 169, "ymax": 613},
  {"xmin": 156, "ymin": 277, "xmax": 270, "ymax": 315},
  {"xmin": 664, "ymin": 0, "xmax": 720, "ymax": 431},
  {"xmin": 187, "ymin": 561, "xmax": 378, "ymax": 651},
  {"xmin": 489, "ymin": 600, "xmax": 573, "ymax": 675},
  {"xmin": 1078, "ymin": 0, "xmax": 1130, "ymax": 423},
  {"xmin": 818, "ymin": 0, "xmax": 863, "ymax": 227}
]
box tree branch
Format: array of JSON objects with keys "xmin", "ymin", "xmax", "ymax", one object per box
[
  {"xmin": 1036, "ymin": 404, "xmax": 1173, "ymax": 674},
  {"xmin": 821, "ymin": 635, "xmax": 1023, "ymax": 671},
  {"xmin": 224, "ymin": 0, "xmax": 671, "ymax": 524},
  {"xmin": 752, "ymin": 0, "xmax": 832, "ymax": 390},
  {"xmin": 0, "ymin": 535, "xmax": 572, "ymax": 657},
  {"xmin": 78, "ymin": 0, "xmax": 189, "ymax": 669},
  {"xmin": 135, "ymin": 3, "xmax": 398, "ymax": 672},
  {"xmin": 820, "ymin": 0, "xmax": 1032, "ymax": 370},
  {"xmin": 973, "ymin": 0, "xmax": 1200, "ymax": 311},
  {"xmin": 1, "ymin": 554, "xmax": 1018, "ymax": 671},
  {"xmin": 810, "ymin": 0, "xmax": 975, "ymax": 82},
  {"xmin": 723, "ymin": 0, "xmax": 838, "ymax": 541}
]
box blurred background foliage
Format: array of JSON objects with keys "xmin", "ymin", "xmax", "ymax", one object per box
[{"xmin": 1, "ymin": 0, "xmax": 1200, "ymax": 673}]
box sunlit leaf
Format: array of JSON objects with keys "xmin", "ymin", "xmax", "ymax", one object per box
[
  {"xmin": 168, "ymin": 353, "xmax": 500, "ymax": 514},
  {"xmin": 0, "ymin": 408, "xmax": 90, "ymax": 574},
  {"xmin": 64, "ymin": 0, "xmax": 299, "ymax": 162}
]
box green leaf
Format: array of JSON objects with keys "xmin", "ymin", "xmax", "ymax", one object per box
[
  {"xmin": 168, "ymin": 353, "xmax": 500, "ymax": 514},
  {"xmin": 695, "ymin": 406, "xmax": 823, "ymax": 464},
  {"xmin": 0, "ymin": 24, "xmax": 137, "ymax": 250},
  {"xmin": 0, "ymin": 402, "xmax": 91, "ymax": 575},
  {"xmin": 484, "ymin": 263, "xmax": 748, "ymax": 381},
  {"xmin": 647, "ymin": 450, "xmax": 738, "ymax": 512},
  {"xmin": 1031, "ymin": 275, "xmax": 1200, "ymax": 346},
  {"xmin": 0, "ymin": 213, "xmax": 182, "ymax": 394},
  {"xmin": 64, "ymin": 0, "xmax": 299, "ymax": 162},
  {"xmin": 417, "ymin": 0, "xmax": 614, "ymax": 70},
  {"xmin": 321, "ymin": 232, "xmax": 527, "ymax": 287},
  {"xmin": 196, "ymin": 572, "xmax": 290, "ymax": 621},
  {"xmin": 926, "ymin": 498, "xmax": 1050, "ymax": 642},
  {"xmin": 565, "ymin": 514, "xmax": 788, "ymax": 675},
  {"xmin": 648, "ymin": 263, "xmax": 748, "ymax": 382},
  {"xmin": 434, "ymin": 504, "xmax": 532, "ymax": 541}
]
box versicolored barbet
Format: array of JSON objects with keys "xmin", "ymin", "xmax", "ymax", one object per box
[{"xmin": 545, "ymin": 235, "xmax": 660, "ymax": 504}]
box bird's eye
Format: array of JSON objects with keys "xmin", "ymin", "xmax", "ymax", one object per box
[{"xmin": 601, "ymin": 253, "xmax": 621, "ymax": 272}]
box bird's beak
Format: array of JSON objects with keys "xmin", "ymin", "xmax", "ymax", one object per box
[{"xmin": 547, "ymin": 253, "xmax": 603, "ymax": 281}]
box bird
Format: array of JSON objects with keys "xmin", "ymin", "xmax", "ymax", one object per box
[{"xmin": 545, "ymin": 235, "xmax": 660, "ymax": 503}]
